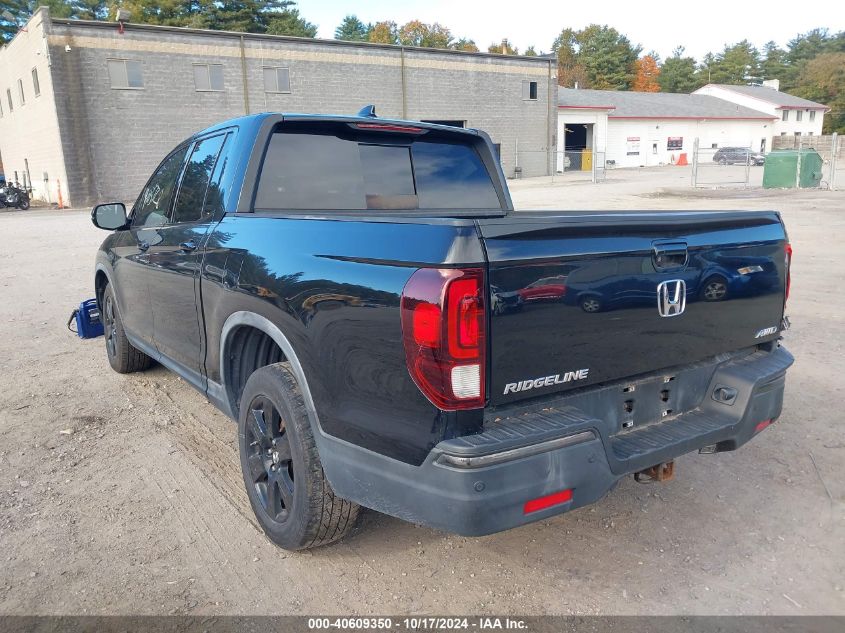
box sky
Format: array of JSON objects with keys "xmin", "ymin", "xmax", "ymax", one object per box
[{"xmin": 298, "ymin": 0, "xmax": 845, "ymax": 60}]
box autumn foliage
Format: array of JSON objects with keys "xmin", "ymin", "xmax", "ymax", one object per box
[{"xmin": 633, "ymin": 55, "xmax": 661, "ymax": 92}]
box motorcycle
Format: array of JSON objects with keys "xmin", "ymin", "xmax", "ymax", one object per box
[{"xmin": 0, "ymin": 181, "xmax": 31, "ymax": 210}]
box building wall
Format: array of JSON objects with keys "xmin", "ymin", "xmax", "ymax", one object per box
[
  {"xmin": 604, "ymin": 118, "xmax": 774, "ymax": 168},
  {"xmin": 695, "ymin": 85, "xmax": 824, "ymax": 140},
  {"xmin": 0, "ymin": 8, "xmax": 69, "ymax": 204},
  {"xmin": 5, "ymin": 15, "xmax": 554, "ymax": 207}
]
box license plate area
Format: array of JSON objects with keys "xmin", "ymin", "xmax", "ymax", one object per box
[{"xmin": 618, "ymin": 375, "xmax": 680, "ymax": 433}]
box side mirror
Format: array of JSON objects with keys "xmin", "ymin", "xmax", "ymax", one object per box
[{"xmin": 91, "ymin": 203, "xmax": 128, "ymax": 230}]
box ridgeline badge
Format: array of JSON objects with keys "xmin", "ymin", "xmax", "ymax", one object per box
[{"xmin": 503, "ymin": 369, "xmax": 590, "ymax": 395}]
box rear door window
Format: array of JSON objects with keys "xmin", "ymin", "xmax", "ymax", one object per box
[
  {"xmin": 254, "ymin": 127, "xmax": 502, "ymax": 212},
  {"xmin": 171, "ymin": 134, "xmax": 226, "ymax": 224}
]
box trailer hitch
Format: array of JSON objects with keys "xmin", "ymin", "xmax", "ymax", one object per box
[{"xmin": 634, "ymin": 461, "xmax": 675, "ymax": 483}]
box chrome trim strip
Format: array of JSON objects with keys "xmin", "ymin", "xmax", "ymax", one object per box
[{"xmin": 435, "ymin": 430, "xmax": 597, "ymax": 469}]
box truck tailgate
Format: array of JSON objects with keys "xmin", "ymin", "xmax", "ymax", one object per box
[{"xmin": 479, "ymin": 211, "xmax": 788, "ymax": 406}]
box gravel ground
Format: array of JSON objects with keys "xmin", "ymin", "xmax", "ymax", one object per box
[{"xmin": 0, "ymin": 168, "xmax": 842, "ymax": 615}]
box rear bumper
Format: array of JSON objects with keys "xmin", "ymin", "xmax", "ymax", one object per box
[{"xmin": 318, "ymin": 346, "xmax": 793, "ymax": 537}]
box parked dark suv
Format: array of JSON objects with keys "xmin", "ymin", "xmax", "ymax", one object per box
[{"xmin": 713, "ymin": 147, "xmax": 765, "ymax": 165}]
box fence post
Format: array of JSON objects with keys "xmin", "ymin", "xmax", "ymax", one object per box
[
  {"xmin": 591, "ymin": 133, "xmax": 597, "ymax": 184},
  {"xmin": 745, "ymin": 144, "xmax": 751, "ymax": 189},
  {"xmin": 831, "ymin": 132, "xmax": 838, "ymax": 191},
  {"xmin": 691, "ymin": 138, "xmax": 699, "ymax": 187},
  {"xmin": 795, "ymin": 136, "xmax": 802, "ymax": 189}
]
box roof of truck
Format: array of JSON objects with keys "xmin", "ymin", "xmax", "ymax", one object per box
[{"xmin": 195, "ymin": 112, "xmax": 480, "ymax": 139}]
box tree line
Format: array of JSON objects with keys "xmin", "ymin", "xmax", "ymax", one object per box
[{"xmin": 2, "ymin": 3, "xmax": 842, "ymax": 132}]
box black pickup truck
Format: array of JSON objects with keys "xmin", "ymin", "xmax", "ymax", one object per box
[{"xmin": 91, "ymin": 110, "xmax": 793, "ymax": 550}]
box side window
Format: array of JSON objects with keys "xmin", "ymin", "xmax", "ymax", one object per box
[
  {"xmin": 203, "ymin": 132, "xmax": 234, "ymax": 218},
  {"xmin": 133, "ymin": 146, "xmax": 189, "ymax": 228},
  {"xmin": 171, "ymin": 134, "xmax": 226, "ymax": 224}
]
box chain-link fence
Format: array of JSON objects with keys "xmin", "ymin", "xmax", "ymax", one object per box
[{"xmin": 691, "ymin": 139, "xmax": 757, "ymax": 188}]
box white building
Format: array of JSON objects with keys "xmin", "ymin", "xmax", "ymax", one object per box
[
  {"xmin": 695, "ymin": 80, "xmax": 827, "ymax": 142},
  {"xmin": 557, "ymin": 88, "xmax": 780, "ymax": 170},
  {"xmin": 557, "ymin": 85, "xmax": 830, "ymax": 171}
]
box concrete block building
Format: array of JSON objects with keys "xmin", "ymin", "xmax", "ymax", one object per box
[{"xmin": 0, "ymin": 8, "xmax": 556, "ymax": 207}]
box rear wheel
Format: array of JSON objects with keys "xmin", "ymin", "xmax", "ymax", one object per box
[
  {"xmin": 18, "ymin": 198, "xmax": 29, "ymax": 210},
  {"xmin": 238, "ymin": 362, "xmax": 359, "ymax": 550},
  {"xmin": 101, "ymin": 283, "xmax": 153, "ymax": 373}
]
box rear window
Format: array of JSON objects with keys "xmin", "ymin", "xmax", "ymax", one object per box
[{"xmin": 254, "ymin": 127, "xmax": 502, "ymax": 212}]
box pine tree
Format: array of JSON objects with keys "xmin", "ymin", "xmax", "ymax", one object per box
[
  {"xmin": 658, "ymin": 46, "xmax": 700, "ymax": 92},
  {"xmin": 334, "ymin": 15, "xmax": 369, "ymax": 42}
]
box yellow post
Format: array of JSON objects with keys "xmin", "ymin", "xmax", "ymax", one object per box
[{"xmin": 582, "ymin": 149, "xmax": 593, "ymax": 171}]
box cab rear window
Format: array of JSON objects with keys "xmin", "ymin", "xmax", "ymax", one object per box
[{"xmin": 254, "ymin": 127, "xmax": 502, "ymax": 212}]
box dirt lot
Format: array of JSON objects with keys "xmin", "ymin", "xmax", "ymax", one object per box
[{"xmin": 0, "ymin": 168, "xmax": 843, "ymax": 616}]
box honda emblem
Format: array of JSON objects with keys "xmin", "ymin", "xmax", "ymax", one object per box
[{"xmin": 657, "ymin": 280, "xmax": 686, "ymax": 317}]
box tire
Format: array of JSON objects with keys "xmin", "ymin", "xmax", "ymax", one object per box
[
  {"xmin": 701, "ymin": 276, "xmax": 728, "ymax": 302},
  {"xmin": 580, "ymin": 296, "xmax": 602, "ymax": 313},
  {"xmin": 238, "ymin": 362, "xmax": 360, "ymax": 550},
  {"xmin": 101, "ymin": 282, "xmax": 153, "ymax": 373},
  {"xmin": 718, "ymin": 158, "xmax": 728, "ymax": 166},
  {"xmin": 18, "ymin": 199, "xmax": 29, "ymax": 211}
]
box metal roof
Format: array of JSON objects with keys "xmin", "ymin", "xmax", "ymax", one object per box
[
  {"xmin": 558, "ymin": 88, "xmax": 776, "ymax": 119},
  {"xmin": 702, "ymin": 84, "xmax": 829, "ymax": 109}
]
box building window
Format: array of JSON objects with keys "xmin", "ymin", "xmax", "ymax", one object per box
[
  {"xmin": 522, "ymin": 80, "xmax": 538, "ymax": 100},
  {"xmin": 808, "ymin": 131, "xmax": 813, "ymax": 136},
  {"xmin": 809, "ymin": 110, "xmax": 816, "ymax": 122},
  {"xmin": 107, "ymin": 59, "xmax": 144, "ymax": 89},
  {"xmin": 794, "ymin": 132, "xmax": 800, "ymax": 137},
  {"xmin": 17, "ymin": 79, "xmax": 25, "ymax": 105},
  {"xmin": 32, "ymin": 68, "xmax": 40, "ymax": 97},
  {"xmin": 263, "ymin": 67, "xmax": 290, "ymax": 93},
  {"xmin": 193, "ymin": 63, "xmax": 224, "ymax": 91},
  {"xmin": 6, "ymin": 88, "xmax": 12, "ymax": 112},
  {"xmin": 780, "ymin": 132, "xmax": 786, "ymax": 136},
  {"xmin": 796, "ymin": 110, "xmax": 803, "ymax": 122},
  {"xmin": 782, "ymin": 110, "xmax": 789, "ymax": 121}
]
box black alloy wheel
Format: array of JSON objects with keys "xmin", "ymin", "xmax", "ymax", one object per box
[{"xmin": 244, "ymin": 395, "xmax": 296, "ymax": 523}]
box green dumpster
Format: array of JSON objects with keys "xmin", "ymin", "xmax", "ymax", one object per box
[{"xmin": 762, "ymin": 149, "xmax": 824, "ymax": 189}]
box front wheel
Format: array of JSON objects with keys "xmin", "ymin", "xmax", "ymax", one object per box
[
  {"xmin": 101, "ymin": 283, "xmax": 153, "ymax": 373},
  {"xmin": 18, "ymin": 198, "xmax": 29, "ymax": 210},
  {"xmin": 238, "ymin": 363, "xmax": 360, "ymax": 550}
]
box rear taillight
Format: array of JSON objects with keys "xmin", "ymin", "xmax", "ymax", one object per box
[
  {"xmin": 784, "ymin": 243, "xmax": 792, "ymax": 304},
  {"xmin": 400, "ymin": 268, "xmax": 486, "ymax": 410}
]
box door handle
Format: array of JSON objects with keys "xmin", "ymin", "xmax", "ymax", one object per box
[
  {"xmin": 138, "ymin": 241, "xmax": 150, "ymax": 252},
  {"xmin": 652, "ymin": 240, "xmax": 688, "ymax": 271},
  {"xmin": 179, "ymin": 240, "xmax": 198, "ymax": 253}
]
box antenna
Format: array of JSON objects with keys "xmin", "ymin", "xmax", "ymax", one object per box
[{"xmin": 356, "ymin": 105, "xmax": 377, "ymax": 118}]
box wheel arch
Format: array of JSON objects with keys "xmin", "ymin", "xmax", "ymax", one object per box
[
  {"xmin": 94, "ymin": 264, "xmax": 114, "ymax": 310},
  {"xmin": 219, "ymin": 311, "xmax": 321, "ymax": 431}
]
